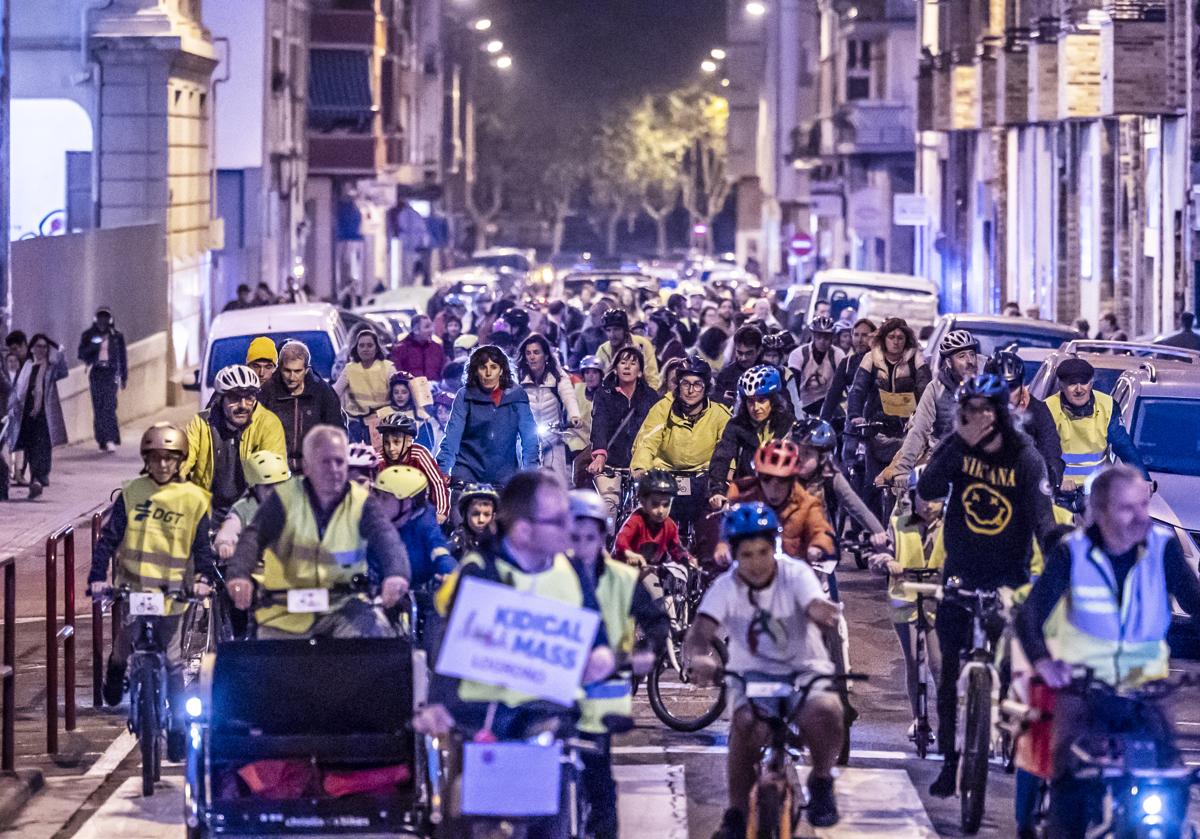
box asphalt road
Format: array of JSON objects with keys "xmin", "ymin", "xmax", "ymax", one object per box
[{"xmin": 14, "ymin": 561, "xmax": 1200, "ymax": 838}]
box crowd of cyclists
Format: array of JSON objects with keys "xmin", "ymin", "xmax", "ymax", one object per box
[{"xmin": 80, "ymin": 270, "xmax": 1200, "ymax": 838}]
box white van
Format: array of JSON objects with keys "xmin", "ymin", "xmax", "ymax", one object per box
[
  {"xmin": 805, "ymin": 269, "xmax": 940, "ymax": 332},
  {"xmin": 199, "ymin": 303, "xmax": 347, "ymax": 405}
]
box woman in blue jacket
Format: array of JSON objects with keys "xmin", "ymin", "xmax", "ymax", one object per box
[{"xmin": 436, "ymin": 344, "xmax": 538, "ymax": 492}]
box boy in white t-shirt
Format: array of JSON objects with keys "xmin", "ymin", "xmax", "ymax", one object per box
[{"xmin": 685, "ymin": 502, "xmax": 845, "ymax": 837}]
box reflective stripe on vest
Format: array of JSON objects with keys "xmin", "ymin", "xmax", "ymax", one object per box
[
  {"xmin": 1047, "ymin": 526, "xmax": 1172, "ymax": 689},
  {"xmin": 579, "ymin": 558, "xmax": 638, "ymax": 734},
  {"xmin": 258, "ymin": 479, "xmax": 369, "ymax": 634},
  {"xmin": 1046, "ymin": 391, "xmax": 1113, "ymax": 479},
  {"xmin": 117, "ymin": 477, "xmax": 211, "ymax": 617}
]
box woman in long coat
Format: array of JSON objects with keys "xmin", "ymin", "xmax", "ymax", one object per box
[{"xmin": 8, "ymin": 333, "xmax": 69, "ymax": 498}]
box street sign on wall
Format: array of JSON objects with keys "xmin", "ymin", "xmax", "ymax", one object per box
[
  {"xmin": 893, "ymin": 193, "xmax": 929, "ymax": 226},
  {"xmin": 789, "ymin": 231, "xmax": 815, "ymax": 258}
]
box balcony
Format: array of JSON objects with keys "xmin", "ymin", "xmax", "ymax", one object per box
[{"xmin": 831, "ymin": 101, "xmax": 913, "ymax": 155}]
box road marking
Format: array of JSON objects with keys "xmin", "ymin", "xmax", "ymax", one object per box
[
  {"xmin": 614, "ymin": 744, "xmax": 945, "ymax": 763},
  {"xmin": 614, "ymin": 764, "xmax": 688, "ymax": 838},
  {"xmin": 72, "ymin": 776, "xmax": 183, "ymax": 839},
  {"xmin": 795, "ymin": 767, "xmax": 939, "ymax": 837}
]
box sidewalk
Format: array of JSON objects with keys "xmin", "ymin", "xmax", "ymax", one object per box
[{"xmin": 0, "ymin": 405, "xmax": 196, "ymax": 829}]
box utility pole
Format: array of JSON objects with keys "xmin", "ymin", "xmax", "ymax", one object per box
[{"xmin": 0, "ymin": 0, "xmax": 9, "ymax": 334}]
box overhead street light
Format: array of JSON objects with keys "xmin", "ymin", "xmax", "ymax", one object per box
[
  {"xmin": 745, "ymin": 1, "xmax": 767, "ymax": 15},
  {"xmin": 472, "ymin": 17, "xmax": 492, "ymax": 31},
  {"xmin": 494, "ymin": 54, "xmax": 513, "ymax": 70},
  {"xmin": 485, "ymin": 39, "xmax": 504, "ymax": 53},
  {"xmin": 701, "ymin": 59, "xmax": 718, "ymax": 73},
  {"xmin": 721, "ymin": 78, "xmax": 730, "ymax": 87},
  {"xmin": 711, "ymin": 48, "xmax": 727, "ymax": 60}
]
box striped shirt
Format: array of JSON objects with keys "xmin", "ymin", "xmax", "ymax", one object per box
[{"xmin": 402, "ymin": 443, "xmax": 450, "ymax": 521}]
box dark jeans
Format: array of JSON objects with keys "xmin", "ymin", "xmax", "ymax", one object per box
[
  {"xmin": 669, "ymin": 484, "xmax": 718, "ymax": 563},
  {"xmin": 89, "ymin": 366, "xmax": 121, "ymax": 447},
  {"xmin": 934, "ymin": 600, "xmax": 972, "ymax": 754},
  {"xmin": 579, "ymin": 732, "xmax": 617, "ymax": 839},
  {"xmin": 17, "ymin": 413, "xmax": 52, "ymax": 485}
]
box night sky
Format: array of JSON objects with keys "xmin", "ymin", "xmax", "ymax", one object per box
[{"xmin": 484, "ymin": 0, "xmax": 727, "ymax": 112}]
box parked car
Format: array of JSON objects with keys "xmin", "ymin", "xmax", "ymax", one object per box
[
  {"xmin": 1109, "ymin": 362, "xmax": 1200, "ymax": 645},
  {"xmin": 1027, "ymin": 340, "xmax": 1200, "ymax": 400},
  {"xmin": 925, "ymin": 314, "xmax": 1080, "ymax": 380},
  {"xmin": 804, "ymin": 269, "xmax": 941, "ymax": 333},
  {"xmin": 200, "ymin": 303, "xmax": 346, "ymax": 405}
]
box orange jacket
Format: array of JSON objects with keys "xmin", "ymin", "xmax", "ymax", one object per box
[{"xmin": 728, "ymin": 477, "xmax": 836, "ymax": 559}]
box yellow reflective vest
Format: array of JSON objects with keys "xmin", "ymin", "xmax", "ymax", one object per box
[
  {"xmin": 182, "ymin": 404, "xmax": 287, "ymax": 493},
  {"xmin": 631, "ymin": 396, "xmax": 731, "ymax": 473},
  {"xmin": 436, "ymin": 552, "xmax": 595, "ymax": 708},
  {"xmin": 116, "ymin": 477, "xmax": 211, "ymax": 616},
  {"xmin": 1045, "ymin": 391, "xmax": 1113, "ymax": 480},
  {"xmin": 887, "ymin": 511, "xmax": 944, "ymax": 624},
  {"xmin": 257, "ymin": 478, "xmax": 370, "ymax": 634},
  {"xmin": 579, "ymin": 557, "xmax": 639, "ymax": 734}
]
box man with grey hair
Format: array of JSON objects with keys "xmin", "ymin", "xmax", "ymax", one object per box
[
  {"xmin": 227, "ymin": 424, "xmax": 409, "ymax": 639},
  {"xmin": 260, "ymin": 340, "xmax": 345, "ymax": 471}
]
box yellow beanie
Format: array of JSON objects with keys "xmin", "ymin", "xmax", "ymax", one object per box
[{"xmin": 246, "ymin": 336, "xmax": 279, "ymax": 364}]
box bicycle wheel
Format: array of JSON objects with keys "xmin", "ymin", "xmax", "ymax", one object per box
[
  {"xmin": 960, "ymin": 667, "xmax": 993, "ymax": 834},
  {"xmin": 138, "ymin": 672, "xmax": 158, "ymax": 796},
  {"xmin": 646, "ymin": 637, "xmax": 727, "ymax": 732},
  {"xmin": 822, "ymin": 620, "xmax": 856, "ymax": 766},
  {"xmin": 747, "ymin": 778, "xmax": 786, "ymax": 839},
  {"xmin": 914, "ymin": 679, "xmax": 932, "ymax": 760}
]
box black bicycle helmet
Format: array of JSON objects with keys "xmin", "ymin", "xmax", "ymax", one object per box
[
  {"xmin": 458, "ymin": 483, "xmax": 499, "ymax": 516},
  {"xmin": 638, "ymin": 469, "xmax": 677, "ymax": 497},
  {"xmin": 378, "ymin": 412, "xmax": 419, "ymax": 438},
  {"xmin": 648, "ymin": 308, "xmax": 677, "ymax": 330},
  {"xmin": 677, "ymin": 356, "xmax": 712, "ymax": 388},
  {"xmin": 809, "ymin": 316, "xmax": 836, "ymax": 335},
  {"xmin": 762, "ymin": 330, "xmax": 798, "ymax": 355},
  {"xmin": 985, "ymin": 350, "xmax": 1025, "ymax": 388},
  {"xmin": 503, "ymin": 307, "xmax": 530, "ymax": 331},
  {"xmin": 601, "ymin": 309, "xmax": 630, "ymax": 330},
  {"xmin": 954, "ymin": 372, "xmax": 1010, "ymax": 406}
]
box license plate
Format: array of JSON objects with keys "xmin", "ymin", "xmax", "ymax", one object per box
[
  {"xmin": 745, "ymin": 681, "xmax": 792, "ymax": 699},
  {"xmin": 287, "ymin": 588, "xmax": 330, "ymax": 613},
  {"xmin": 675, "ymin": 477, "xmax": 691, "ymax": 496},
  {"xmin": 128, "ymin": 592, "xmax": 165, "ymax": 616}
]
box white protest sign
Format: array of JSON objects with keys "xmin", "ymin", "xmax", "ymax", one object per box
[{"xmin": 435, "ymin": 576, "xmax": 601, "ymax": 706}]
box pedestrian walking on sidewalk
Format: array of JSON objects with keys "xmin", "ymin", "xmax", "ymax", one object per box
[
  {"xmin": 78, "ymin": 307, "xmax": 128, "ymax": 452},
  {"xmin": 8, "ymin": 334, "xmax": 69, "ymax": 499}
]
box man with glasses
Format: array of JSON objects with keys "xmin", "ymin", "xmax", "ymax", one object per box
[
  {"xmin": 416, "ymin": 470, "xmax": 616, "ymax": 739},
  {"xmin": 631, "ymin": 357, "xmax": 730, "ymax": 562},
  {"xmin": 260, "ymin": 340, "xmax": 345, "ymax": 472},
  {"xmin": 182, "ymin": 364, "xmax": 286, "ymax": 523},
  {"xmin": 685, "ymin": 503, "xmax": 845, "ymax": 835}
]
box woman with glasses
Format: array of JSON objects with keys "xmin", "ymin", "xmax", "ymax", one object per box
[{"xmin": 7, "ymin": 333, "xmax": 69, "ymax": 499}]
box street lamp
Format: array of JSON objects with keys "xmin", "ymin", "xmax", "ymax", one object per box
[
  {"xmin": 494, "ymin": 54, "xmax": 513, "ymax": 70},
  {"xmin": 472, "ymin": 17, "xmax": 492, "ymax": 31},
  {"xmin": 701, "ymin": 59, "xmax": 718, "ymax": 73},
  {"xmin": 485, "ymin": 39, "xmax": 504, "ymax": 54},
  {"xmin": 711, "ymin": 48, "xmax": 727, "ymax": 60},
  {"xmin": 745, "ymin": 1, "xmax": 767, "ymax": 15},
  {"xmin": 721, "ymin": 78, "xmax": 730, "ymax": 88}
]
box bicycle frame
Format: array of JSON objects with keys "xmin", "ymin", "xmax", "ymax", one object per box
[
  {"xmin": 127, "ymin": 618, "xmax": 169, "ymax": 746},
  {"xmin": 953, "ymin": 590, "xmax": 1004, "ymax": 758}
]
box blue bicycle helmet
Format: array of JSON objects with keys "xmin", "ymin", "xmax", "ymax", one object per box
[
  {"xmin": 954, "ymin": 372, "xmax": 1009, "ymax": 406},
  {"xmin": 738, "ymin": 364, "xmax": 783, "ymax": 398},
  {"xmin": 721, "ymin": 502, "xmax": 781, "ymax": 543}
]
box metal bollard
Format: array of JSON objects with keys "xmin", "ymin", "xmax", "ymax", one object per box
[
  {"xmin": 91, "ymin": 511, "xmax": 104, "ymax": 708},
  {"xmin": 1, "ymin": 555, "xmax": 15, "ymax": 771},
  {"xmin": 45, "ymin": 525, "xmax": 77, "ymax": 754}
]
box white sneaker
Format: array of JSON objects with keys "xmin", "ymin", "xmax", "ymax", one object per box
[
  {"xmin": 907, "ymin": 719, "xmax": 918, "ymax": 740},
  {"xmin": 105, "ymin": 442, "xmax": 118, "ymax": 452}
]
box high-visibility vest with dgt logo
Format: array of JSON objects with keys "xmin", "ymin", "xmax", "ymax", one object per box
[{"xmin": 117, "ymin": 477, "xmax": 211, "ymax": 616}]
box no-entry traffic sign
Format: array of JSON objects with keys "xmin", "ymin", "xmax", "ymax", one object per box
[{"xmin": 789, "ymin": 231, "xmax": 814, "ymax": 258}]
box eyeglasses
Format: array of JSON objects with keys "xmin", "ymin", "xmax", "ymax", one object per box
[{"xmin": 679, "ymin": 380, "xmax": 706, "ymax": 392}]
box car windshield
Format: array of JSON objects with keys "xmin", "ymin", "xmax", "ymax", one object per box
[
  {"xmin": 1131, "ymin": 397, "xmax": 1200, "ymax": 477},
  {"xmin": 470, "ymin": 254, "xmax": 529, "ymax": 272},
  {"xmin": 815, "ymin": 282, "xmax": 932, "ymax": 320},
  {"xmin": 972, "ymin": 326, "xmax": 1074, "ymax": 355},
  {"xmin": 563, "ymin": 275, "xmax": 620, "ymax": 295},
  {"xmin": 206, "ymin": 331, "xmax": 336, "ymax": 386}
]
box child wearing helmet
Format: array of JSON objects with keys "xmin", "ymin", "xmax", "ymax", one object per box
[
  {"xmin": 707, "ymin": 364, "xmax": 796, "ymax": 507},
  {"xmin": 87, "ymin": 422, "xmax": 217, "ymax": 762},
  {"xmin": 378, "ymin": 371, "xmax": 435, "ymax": 451},
  {"xmin": 378, "ymin": 411, "xmax": 451, "ymax": 523},
  {"xmin": 213, "ymin": 450, "xmax": 292, "ymax": 561},
  {"xmin": 347, "ymin": 441, "xmax": 381, "ymax": 487},
  {"xmin": 684, "ymin": 502, "xmax": 845, "ymax": 834},
  {"xmin": 373, "ymin": 466, "xmax": 455, "ymax": 589},
  {"xmin": 613, "ymin": 470, "xmax": 692, "ymax": 567},
  {"xmin": 791, "ymin": 417, "xmax": 888, "ymax": 550},
  {"xmin": 447, "ymin": 484, "xmax": 499, "ymax": 560}
]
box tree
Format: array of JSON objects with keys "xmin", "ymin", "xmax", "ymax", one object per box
[
  {"xmin": 678, "ymin": 91, "xmax": 730, "ymax": 253},
  {"xmin": 465, "ymin": 106, "xmax": 513, "ymax": 252},
  {"xmin": 591, "ymin": 122, "xmax": 642, "ymax": 256},
  {"xmin": 625, "ymin": 95, "xmax": 688, "ymax": 256}
]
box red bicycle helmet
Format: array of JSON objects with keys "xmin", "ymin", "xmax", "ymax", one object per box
[{"xmin": 754, "ymin": 439, "xmax": 801, "ymax": 478}]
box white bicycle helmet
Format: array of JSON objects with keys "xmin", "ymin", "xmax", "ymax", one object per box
[
  {"xmin": 939, "ymin": 329, "xmax": 980, "ymax": 356},
  {"xmin": 347, "ymin": 441, "xmax": 380, "ymax": 470},
  {"xmin": 214, "ymin": 364, "xmax": 261, "ymax": 394},
  {"xmin": 809, "ymin": 316, "xmax": 836, "ymax": 334}
]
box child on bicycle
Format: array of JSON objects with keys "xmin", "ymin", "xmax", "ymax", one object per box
[
  {"xmin": 87, "ymin": 423, "xmax": 217, "ymax": 762},
  {"xmin": 685, "ymin": 503, "xmax": 845, "ymax": 835},
  {"xmin": 868, "ymin": 467, "xmax": 944, "ymax": 739},
  {"xmin": 372, "ymin": 466, "xmax": 456, "ymax": 588},
  {"xmin": 213, "ymin": 450, "xmax": 292, "ymax": 561},
  {"xmin": 792, "ymin": 417, "xmax": 888, "ymax": 548},
  {"xmin": 447, "ymin": 484, "xmax": 498, "ymax": 560},
  {"xmin": 613, "ymin": 469, "xmax": 692, "ymax": 567}
]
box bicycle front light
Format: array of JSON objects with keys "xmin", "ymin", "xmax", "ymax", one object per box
[
  {"xmin": 185, "ymin": 696, "xmax": 204, "ymax": 719},
  {"xmin": 1142, "ymin": 793, "xmax": 1164, "ymax": 817}
]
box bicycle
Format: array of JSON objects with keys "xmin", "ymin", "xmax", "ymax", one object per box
[
  {"xmin": 643, "ymin": 558, "xmax": 727, "ymax": 732},
  {"xmin": 97, "ymin": 585, "xmax": 206, "ymax": 796},
  {"xmin": 725, "ymin": 670, "xmax": 867, "ymax": 838},
  {"xmin": 900, "ymin": 567, "xmax": 942, "ymax": 759},
  {"xmin": 599, "ymin": 466, "xmax": 636, "ymax": 541},
  {"xmin": 808, "ymin": 552, "xmax": 856, "ymax": 765},
  {"xmin": 926, "ymin": 577, "xmax": 1009, "ymax": 834}
]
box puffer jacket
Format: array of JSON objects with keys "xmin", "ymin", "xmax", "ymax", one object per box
[
  {"xmin": 630, "ymin": 396, "xmax": 731, "ymax": 473},
  {"xmin": 846, "ymin": 346, "xmax": 931, "ymax": 427},
  {"xmin": 520, "ymin": 370, "xmax": 581, "ymax": 434},
  {"xmin": 728, "ymin": 477, "xmax": 835, "ymax": 559},
  {"xmin": 707, "ymin": 404, "xmax": 795, "ymax": 494},
  {"xmin": 886, "ymin": 366, "xmax": 961, "ymax": 478}
]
